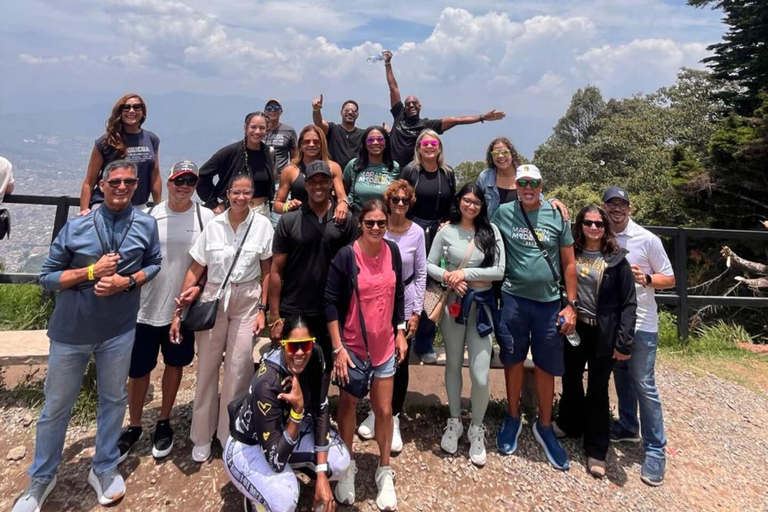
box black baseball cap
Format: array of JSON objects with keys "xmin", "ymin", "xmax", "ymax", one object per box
[
  {"xmin": 304, "ymin": 160, "xmax": 332, "ymax": 180},
  {"xmin": 603, "ymin": 186, "xmax": 630, "ymax": 204}
]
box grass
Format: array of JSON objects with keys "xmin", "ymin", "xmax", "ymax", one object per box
[{"xmin": 0, "ymin": 284, "xmax": 53, "ymax": 331}]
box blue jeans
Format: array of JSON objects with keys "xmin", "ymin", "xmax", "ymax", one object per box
[
  {"xmin": 412, "ymin": 311, "xmax": 436, "ymax": 356},
  {"xmin": 28, "ymin": 329, "xmax": 135, "ymax": 483},
  {"xmin": 613, "ymin": 330, "xmax": 667, "ymax": 459}
]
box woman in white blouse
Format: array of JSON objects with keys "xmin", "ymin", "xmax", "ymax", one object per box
[{"xmin": 172, "ymin": 172, "xmax": 273, "ymax": 462}]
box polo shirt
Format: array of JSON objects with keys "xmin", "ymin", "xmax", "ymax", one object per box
[
  {"xmin": 615, "ymin": 218, "xmax": 673, "ymax": 332},
  {"xmin": 272, "ymin": 201, "xmax": 355, "ymax": 315}
]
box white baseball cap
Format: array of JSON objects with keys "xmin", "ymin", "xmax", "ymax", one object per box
[{"xmin": 515, "ymin": 164, "xmax": 542, "ymax": 181}]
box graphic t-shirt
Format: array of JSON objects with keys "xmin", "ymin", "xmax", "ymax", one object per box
[
  {"xmin": 92, "ymin": 129, "xmax": 159, "ymax": 206},
  {"xmin": 389, "ymin": 101, "xmax": 444, "ymax": 168},
  {"xmin": 492, "ymin": 200, "xmax": 574, "ymax": 303},
  {"xmin": 343, "ymin": 159, "xmax": 401, "ymax": 212},
  {"xmin": 575, "ymin": 249, "xmax": 605, "ymax": 321},
  {"xmin": 326, "ymin": 122, "xmax": 364, "ymax": 171},
  {"xmin": 264, "ymin": 123, "xmax": 297, "ymax": 174}
]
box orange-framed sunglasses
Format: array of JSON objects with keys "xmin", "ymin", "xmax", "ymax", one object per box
[{"xmin": 281, "ymin": 337, "xmax": 315, "ymax": 355}]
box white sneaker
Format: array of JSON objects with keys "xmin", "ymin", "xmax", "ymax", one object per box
[
  {"xmin": 88, "ymin": 468, "xmax": 125, "ymax": 505},
  {"xmin": 467, "ymin": 424, "xmax": 487, "ymax": 467},
  {"xmin": 391, "ymin": 415, "xmax": 403, "ymax": 454},
  {"xmin": 375, "ymin": 465, "xmax": 397, "ymax": 511},
  {"xmin": 191, "ymin": 442, "xmax": 211, "ymax": 463},
  {"xmin": 334, "ymin": 459, "xmax": 357, "ymax": 505},
  {"xmin": 440, "ymin": 417, "xmax": 464, "ymax": 455},
  {"xmin": 358, "ymin": 411, "xmax": 375, "ymax": 440}
]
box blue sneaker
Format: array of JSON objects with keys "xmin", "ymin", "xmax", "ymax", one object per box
[
  {"xmin": 532, "ymin": 421, "xmax": 570, "ymax": 470},
  {"xmin": 641, "ymin": 456, "xmax": 666, "ymax": 486},
  {"xmin": 610, "ymin": 422, "xmax": 640, "ymax": 443},
  {"xmin": 496, "ymin": 414, "xmax": 522, "ymax": 455}
]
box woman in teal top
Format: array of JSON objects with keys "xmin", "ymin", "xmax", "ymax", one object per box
[{"xmin": 343, "ymin": 126, "xmax": 400, "ymax": 215}]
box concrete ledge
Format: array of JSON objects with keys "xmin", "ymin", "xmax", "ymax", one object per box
[{"xmin": 0, "ymin": 330, "xmax": 50, "ymax": 365}]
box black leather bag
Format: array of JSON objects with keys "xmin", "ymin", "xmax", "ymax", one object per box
[
  {"xmin": 0, "ymin": 209, "xmax": 10, "ymax": 240},
  {"xmin": 182, "ymin": 214, "xmax": 254, "ymax": 332}
]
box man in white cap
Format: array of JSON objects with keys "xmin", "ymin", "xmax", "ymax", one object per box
[
  {"xmin": 491, "ymin": 164, "xmax": 578, "ymax": 471},
  {"xmin": 116, "ymin": 160, "xmax": 214, "ymax": 463}
]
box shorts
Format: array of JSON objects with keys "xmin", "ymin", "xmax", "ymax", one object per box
[
  {"xmin": 129, "ymin": 322, "xmax": 195, "ymax": 378},
  {"xmin": 372, "ymin": 352, "xmax": 397, "ymax": 379},
  {"xmin": 499, "ymin": 293, "xmax": 564, "ymax": 376}
]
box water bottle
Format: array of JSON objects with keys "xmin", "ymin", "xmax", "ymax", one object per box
[
  {"xmin": 366, "ymin": 53, "xmax": 385, "ymax": 65},
  {"xmin": 558, "ymin": 317, "xmax": 581, "ymax": 347}
]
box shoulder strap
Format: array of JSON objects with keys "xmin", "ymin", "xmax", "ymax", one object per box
[
  {"xmin": 215, "ymin": 213, "xmax": 256, "ymax": 299},
  {"xmin": 457, "ymin": 238, "xmax": 476, "ymax": 270},
  {"xmin": 195, "ymin": 203, "xmax": 203, "ymax": 231},
  {"xmin": 519, "ymin": 204, "xmax": 563, "ymax": 291},
  {"xmin": 148, "ymin": 204, "xmax": 156, "ymax": 215}
]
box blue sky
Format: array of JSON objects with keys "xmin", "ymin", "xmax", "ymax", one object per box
[{"xmin": 0, "ymin": 0, "xmax": 726, "ymax": 156}]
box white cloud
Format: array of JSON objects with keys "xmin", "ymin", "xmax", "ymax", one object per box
[{"xmin": 18, "ymin": 53, "xmax": 89, "ymax": 64}]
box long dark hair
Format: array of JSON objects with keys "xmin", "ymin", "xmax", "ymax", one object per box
[
  {"xmin": 485, "ymin": 136, "xmax": 521, "ymax": 170},
  {"xmin": 357, "ymin": 198, "xmax": 390, "ymax": 238},
  {"xmin": 103, "ymin": 93, "xmax": 147, "ymax": 157},
  {"xmin": 572, "ymin": 205, "xmax": 620, "ymax": 254},
  {"xmin": 354, "ymin": 126, "xmax": 395, "ymax": 173},
  {"xmin": 283, "ymin": 315, "xmax": 310, "ymax": 339},
  {"xmin": 448, "ymin": 183, "xmax": 497, "ymax": 267},
  {"xmin": 227, "ymin": 171, "xmax": 254, "ymax": 191}
]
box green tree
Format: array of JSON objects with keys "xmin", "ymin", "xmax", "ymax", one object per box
[{"xmin": 453, "ymin": 160, "xmax": 485, "ymax": 186}]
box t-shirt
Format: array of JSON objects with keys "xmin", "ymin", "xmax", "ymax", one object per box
[
  {"xmin": 137, "ymin": 202, "xmax": 215, "ymax": 326},
  {"xmin": 575, "ymin": 249, "xmax": 605, "ymax": 322},
  {"xmin": 492, "ymin": 200, "xmax": 574, "ymax": 303},
  {"xmin": 245, "ymin": 147, "xmax": 270, "ymax": 199},
  {"xmin": 389, "ymin": 101, "xmax": 444, "ymax": 168},
  {"xmin": 91, "ymin": 130, "xmax": 160, "ymax": 206},
  {"xmin": 343, "ymin": 159, "xmax": 401, "ymax": 212},
  {"xmin": 401, "ymin": 164, "xmax": 454, "ymax": 221},
  {"xmin": 272, "ymin": 202, "xmax": 356, "ymax": 315},
  {"xmin": 264, "ymin": 123, "xmax": 297, "ymax": 174},
  {"xmin": 498, "ymin": 187, "xmax": 518, "ymax": 205},
  {"xmin": 326, "ymin": 122, "xmax": 364, "ymax": 171}
]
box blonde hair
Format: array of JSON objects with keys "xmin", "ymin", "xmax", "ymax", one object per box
[{"xmin": 411, "ymin": 129, "xmax": 445, "ymax": 170}]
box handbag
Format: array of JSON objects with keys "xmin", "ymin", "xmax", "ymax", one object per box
[
  {"xmin": 519, "ymin": 204, "xmax": 567, "ymax": 307},
  {"xmin": 182, "ymin": 213, "xmax": 255, "ymax": 332},
  {"xmin": 0, "ymin": 209, "xmax": 10, "ymax": 240},
  {"xmin": 424, "ymin": 238, "xmax": 476, "ymax": 324}
]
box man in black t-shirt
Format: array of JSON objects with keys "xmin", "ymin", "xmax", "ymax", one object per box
[
  {"xmin": 383, "ymin": 50, "xmax": 507, "ymax": 167},
  {"xmin": 312, "ymin": 94, "xmax": 365, "ymax": 170},
  {"xmin": 268, "ymin": 160, "xmax": 355, "ymax": 366}
]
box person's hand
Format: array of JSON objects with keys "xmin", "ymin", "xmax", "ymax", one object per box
[
  {"xmin": 175, "ymin": 285, "xmax": 201, "ymax": 309},
  {"xmin": 285, "ymin": 198, "xmax": 302, "ymax": 213},
  {"xmin": 444, "ymin": 269, "xmax": 465, "ymax": 289},
  {"xmin": 395, "ymin": 331, "xmax": 408, "ymax": 365},
  {"xmin": 438, "ymin": 220, "xmax": 449, "ymax": 231},
  {"xmin": 312, "ymin": 94, "xmax": 323, "ymax": 112},
  {"xmin": 92, "ymin": 253, "xmax": 120, "ymax": 278},
  {"xmin": 213, "ymin": 203, "xmax": 226, "ymax": 215},
  {"xmin": 169, "ymin": 315, "xmax": 183, "ymax": 345},
  {"xmin": 333, "ymin": 201, "xmax": 348, "ymax": 223},
  {"xmin": 550, "ymin": 199, "xmax": 570, "ymax": 221},
  {"xmin": 313, "ymin": 473, "xmax": 335, "ymax": 512},
  {"xmin": 331, "ymin": 348, "xmax": 355, "ymax": 386},
  {"xmin": 77, "ymin": 208, "xmax": 91, "ymax": 217},
  {"xmin": 482, "ymin": 109, "xmax": 506, "ymax": 122},
  {"xmin": 270, "ymin": 317, "xmax": 284, "ymax": 347},
  {"xmin": 557, "ymin": 305, "xmax": 577, "ymax": 336},
  {"xmin": 406, "ymin": 312, "xmax": 420, "ymax": 340},
  {"xmin": 630, "ymin": 264, "xmax": 646, "ymax": 286},
  {"xmin": 383, "ymin": 50, "xmax": 393, "ymax": 64},
  {"xmin": 613, "ymin": 349, "xmax": 630, "ymax": 361},
  {"xmin": 381, "ymin": 121, "xmax": 391, "ymax": 133},
  {"xmin": 94, "ymin": 274, "xmax": 130, "ymax": 297},
  {"xmin": 453, "ymin": 281, "xmax": 468, "ymax": 297},
  {"xmin": 277, "ymin": 375, "xmax": 304, "ymax": 412},
  {"xmin": 253, "ymin": 310, "xmax": 266, "ymax": 336}
]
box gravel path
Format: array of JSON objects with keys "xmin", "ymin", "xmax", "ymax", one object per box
[{"xmin": 1, "ymin": 359, "xmax": 767, "ymax": 511}]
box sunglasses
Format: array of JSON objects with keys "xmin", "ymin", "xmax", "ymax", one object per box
[
  {"xmin": 404, "ymin": 101, "xmax": 419, "ymax": 107},
  {"xmin": 491, "ymin": 149, "xmax": 511, "ymax": 158},
  {"xmin": 342, "ymin": 108, "xmax": 358, "ymax": 114},
  {"xmin": 366, "ymin": 136, "xmax": 385, "ymax": 144},
  {"xmin": 302, "ymin": 139, "xmax": 321, "ymax": 146},
  {"xmin": 121, "ymin": 104, "xmax": 143, "ymax": 112},
  {"xmin": 106, "ymin": 178, "xmax": 138, "ymax": 188},
  {"xmin": 516, "ymin": 179, "xmax": 541, "ymax": 189},
  {"xmin": 390, "ymin": 196, "xmax": 411, "ymax": 205},
  {"xmin": 362, "ymin": 219, "xmax": 387, "ymax": 229},
  {"xmin": 582, "ymin": 220, "xmax": 605, "ymax": 229},
  {"xmin": 229, "ymin": 189, "xmax": 254, "ymax": 197},
  {"xmin": 171, "ymin": 176, "xmax": 198, "ymax": 187},
  {"xmin": 264, "ymin": 105, "xmax": 281, "ymax": 112},
  {"xmin": 420, "ymin": 140, "xmax": 439, "ymax": 147},
  {"xmin": 281, "ymin": 337, "xmax": 315, "ymax": 355},
  {"xmin": 461, "ymin": 197, "xmax": 483, "ymax": 208}
]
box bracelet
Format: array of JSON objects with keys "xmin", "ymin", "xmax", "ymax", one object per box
[
  {"xmin": 257, "ymin": 304, "xmax": 268, "ymax": 312},
  {"xmin": 315, "ymin": 463, "xmax": 328, "ymax": 473},
  {"xmin": 333, "ymin": 346, "xmax": 345, "ymax": 355},
  {"xmin": 479, "ymin": 114, "xmax": 484, "ymax": 123},
  {"xmin": 268, "ymin": 317, "xmax": 285, "ymax": 327},
  {"xmin": 87, "ymin": 264, "xmax": 95, "ymax": 281},
  {"xmin": 283, "ymin": 202, "xmax": 291, "ymax": 213},
  {"xmin": 290, "ymin": 408, "xmax": 304, "ymax": 422}
]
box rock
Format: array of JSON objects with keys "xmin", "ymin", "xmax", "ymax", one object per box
[
  {"xmin": 7, "ymin": 445, "xmax": 27, "ymax": 461},
  {"xmin": 21, "ymin": 412, "xmax": 35, "ymax": 427}
]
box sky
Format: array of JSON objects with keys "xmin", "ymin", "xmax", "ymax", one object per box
[{"xmin": 0, "ymin": 0, "xmax": 726, "ymax": 157}]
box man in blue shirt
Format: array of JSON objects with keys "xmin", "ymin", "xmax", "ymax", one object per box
[{"xmin": 12, "ymin": 160, "xmax": 161, "ymax": 512}]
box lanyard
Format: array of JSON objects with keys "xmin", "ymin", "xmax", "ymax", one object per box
[{"xmin": 93, "ymin": 209, "xmax": 135, "ymax": 255}]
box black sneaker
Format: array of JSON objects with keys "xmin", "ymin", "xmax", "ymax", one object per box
[
  {"xmin": 151, "ymin": 420, "xmax": 174, "ymax": 459},
  {"xmin": 117, "ymin": 426, "xmax": 142, "ymax": 464}
]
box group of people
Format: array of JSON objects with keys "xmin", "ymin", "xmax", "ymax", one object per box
[{"xmin": 11, "ymin": 51, "xmax": 676, "ymax": 512}]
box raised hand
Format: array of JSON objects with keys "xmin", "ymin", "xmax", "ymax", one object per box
[{"xmin": 312, "ymin": 94, "xmax": 324, "ymax": 112}]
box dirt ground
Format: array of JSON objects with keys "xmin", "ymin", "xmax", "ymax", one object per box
[{"xmin": 1, "ymin": 354, "xmax": 767, "ymax": 512}]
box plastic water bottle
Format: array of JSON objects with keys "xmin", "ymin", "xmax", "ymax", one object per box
[
  {"xmin": 366, "ymin": 53, "xmax": 385, "ymax": 65},
  {"xmin": 559, "ymin": 317, "xmax": 581, "ymax": 347}
]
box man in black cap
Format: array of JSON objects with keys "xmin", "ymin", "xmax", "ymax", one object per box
[
  {"xmin": 268, "ymin": 160, "xmax": 356, "ymax": 365},
  {"xmin": 602, "ymin": 186, "xmax": 675, "ymax": 487}
]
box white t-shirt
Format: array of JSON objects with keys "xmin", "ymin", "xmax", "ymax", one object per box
[
  {"xmin": 0, "ymin": 156, "xmax": 14, "ymax": 204},
  {"xmin": 616, "ymin": 219, "xmax": 674, "ymax": 333},
  {"xmin": 137, "ymin": 201, "xmax": 215, "ymax": 326}
]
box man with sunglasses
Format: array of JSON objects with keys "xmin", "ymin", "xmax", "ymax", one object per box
[
  {"xmin": 263, "ymin": 98, "xmax": 298, "ymax": 176},
  {"xmin": 116, "ymin": 160, "xmax": 214, "ymax": 464},
  {"xmin": 382, "ymin": 50, "xmax": 506, "ymax": 167},
  {"xmin": 491, "ymin": 164, "xmax": 578, "ymax": 471},
  {"xmin": 602, "ymin": 186, "xmax": 675, "ymax": 486},
  {"xmin": 269, "ymin": 160, "xmax": 356, "ymax": 367},
  {"xmin": 12, "ymin": 160, "xmax": 161, "ymax": 512},
  {"xmin": 312, "ymin": 94, "xmax": 365, "ymax": 170}
]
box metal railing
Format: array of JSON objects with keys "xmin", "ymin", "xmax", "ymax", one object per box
[{"xmin": 3, "ymin": 194, "xmax": 768, "ymax": 339}]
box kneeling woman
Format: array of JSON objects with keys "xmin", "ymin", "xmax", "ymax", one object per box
[{"xmin": 225, "ymin": 316, "xmax": 350, "ymax": 512}]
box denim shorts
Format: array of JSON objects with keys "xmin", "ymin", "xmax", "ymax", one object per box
[
  {"xmin": 499, "ymin": 292, "xmax": 564, "ymax": 376},
  {"xmin": 372, "ymin": 352, "xmax": 397, "ymax": 379}
]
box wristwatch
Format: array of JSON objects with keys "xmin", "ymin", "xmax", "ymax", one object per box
[
  {"xmin": 125, "ymin": 275, "xmax": 137, "ymax": 292},
  {"xmin": 567, "ymin": 299, "xmax": 580, "ymax": 309},
  {"xmin": 645, "ymin": 274, "xmax": 653, "ymax": 286}
]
